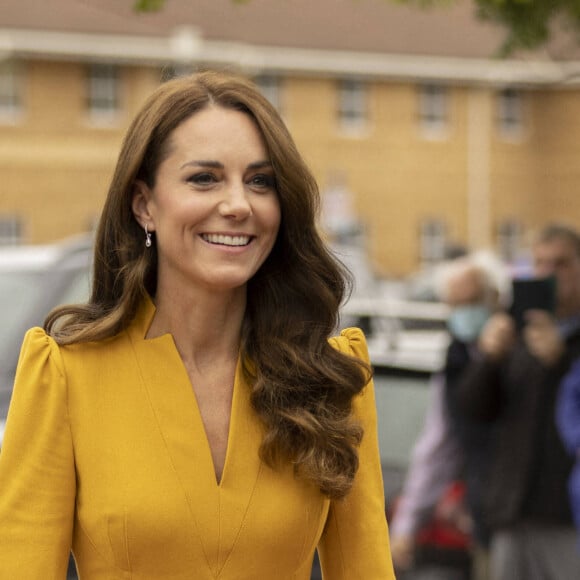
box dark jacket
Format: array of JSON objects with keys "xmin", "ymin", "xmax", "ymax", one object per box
[
  {"xmin": 456, "ymin": 328, "xmax": 580, "ymax": 530},
  {"xmin": 444, "ymin": 339, "xmax": 494, "ymax": 546}
]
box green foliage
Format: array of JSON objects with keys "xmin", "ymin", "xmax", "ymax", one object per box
[
  {"xmin": 133, "ymin": 0, "xmax": 165, "ymax": 12},
  {"xmin": 474, "ymin": 0, "xmax": 580, "ymax": 55},
  {"xmin": 390, "ymin": 0, "xmax": 580, "ymax": 55}
]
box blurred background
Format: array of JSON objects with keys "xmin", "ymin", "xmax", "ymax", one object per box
[
  {"xmin": 2, "ymin": 1, "xmax": 580, "ymax": 578},
  {"xmin": 4, "ymin": 0, "xmax": 580, "ymax": 272}
]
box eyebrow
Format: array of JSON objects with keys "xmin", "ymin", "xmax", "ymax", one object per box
[{"xmin": 179, "ymin": 160, "xmax": 273, "ymax": 171}]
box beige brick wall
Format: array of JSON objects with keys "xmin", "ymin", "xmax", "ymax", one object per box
[
  {"xmin": 2, "ymin": 61, "xmax": 580, "ymax": 276},
  {"xmin": 0, "ymin": 62, "xmax": 162, "ymax": 243}
]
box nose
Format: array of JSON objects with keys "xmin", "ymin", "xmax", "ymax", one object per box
[{"xmin": 219, "ymin": 183, "xmax": 252, "ymax": 220}]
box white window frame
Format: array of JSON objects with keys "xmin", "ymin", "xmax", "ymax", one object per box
[
  {"xmin": 0, "ymin": 60, "xmax": 23, "ymax": 122},
  {"xmin": 419, "ymin": 218, "xmax": 447, "ymax": 264},
  {"xmin": 497, "ymin": 88, "xmax": 525, "ymax": 139},
  {"xmin": 0, "ymin": 215, "xmax": 23, "ymax": 246},
  {"xmin": 87, "ymin": 64, "xmax": 120, "ymax": 124},
  {"xmin": 254, "ymin": 74, "xmax": 282, "ymax": 112},
  {"xmin": 419, "ymin": 83, "xmax": 448, "ymax": 138},
  {"xmin": 497, "ymin": 219, "xmax": 522, "ymax": 262},
  {"xmin": 338, "ymin": 78, "xmax": 368, "ymax": 134}
]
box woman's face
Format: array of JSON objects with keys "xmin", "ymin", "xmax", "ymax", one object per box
[{"xmin": 132, "ymin": 105, "xmax": 281, "ymax": 296}]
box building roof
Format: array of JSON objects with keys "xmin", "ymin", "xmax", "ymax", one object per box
[
  {"xmin": 1, "ymin": 0, "xmax": 506, "ymax": 58},
  {"xmin": 2, "ymin": 0, "xmax": 580, "ymax": 85}
]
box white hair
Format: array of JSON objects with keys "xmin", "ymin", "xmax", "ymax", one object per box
[{"xmin": 434, "ymin": 250, "xmax": 512, "ymax": 307}]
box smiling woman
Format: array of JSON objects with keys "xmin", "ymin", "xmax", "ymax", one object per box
[
  {"xmin": 0, "ymin": 71, "xmax": 395, "ymax": 579},
  {"xmin": 131, "ymin": 106, "xmax": 281, "ymax": 303}
]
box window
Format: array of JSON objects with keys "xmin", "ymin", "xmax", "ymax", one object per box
[
  {"xmin": 497, "ymin": 88, "xmax": 524, "ymax": 137},
  {"xmin": 0, "ymin": 216, "xmax": 23, "ymax": 246},
  {"xmin": 87, "ymin": 64, "xmax": 120, "ymax": 122},
  {"xmin": 0, "ymin": 60, "xmax": 22, "ymax": 120},
  {"xmin": 419, "ymin": 84, "xmax": 448, "ymax": 136},
  {"xmin": 497, "ymin": 219, "xmax": 522, "ymax": 262},
  {"xmin": 254, "ymin": 75, "xmax": 282, "ymax": 112},
  {"xmin": 419, "ymin": 219, "xmax": 447, "ymax": 264},
  {"xmin": 338, "ymin": 79, "xmax": 367, "ymax": 132}
]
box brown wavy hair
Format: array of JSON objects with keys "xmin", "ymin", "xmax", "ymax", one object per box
[{"xmin": 45, "ymin": 71, "xmax": 371, "ymax": 498}]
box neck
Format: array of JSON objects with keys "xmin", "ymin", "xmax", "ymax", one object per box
[{"xmin": 148, "ymin": 285, "xmax": 246, "ymax": 372}]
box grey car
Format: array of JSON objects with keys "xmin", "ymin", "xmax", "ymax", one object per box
[{"xmin": 0, "ymin": 234, "xmax": 92, "ymax": 445}]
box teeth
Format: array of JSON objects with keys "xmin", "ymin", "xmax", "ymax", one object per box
[{"xmin": 202, "ymin": 234, "xmax": 251, "ymax": 246}]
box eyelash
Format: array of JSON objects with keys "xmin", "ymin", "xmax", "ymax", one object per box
[
  {"xmin": 249, "ymin": 174, "xmax": 276, "ymax": 189},
  {"xmin": 188, "ymin": 172, "xmax": 217, "ymax": 186},
  {"xmin": 186, "ymin": 172, "xmax": 276, "ymax": 190}
]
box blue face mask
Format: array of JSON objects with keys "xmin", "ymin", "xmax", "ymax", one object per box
[{"xmin": 447, "ymin": 304, "xmax": 491, "ymax": 343}]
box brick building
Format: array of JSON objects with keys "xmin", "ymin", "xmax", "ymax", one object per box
[{"xmin": 2, "ymin": 0, "xmax": 580, "ymax": 275}]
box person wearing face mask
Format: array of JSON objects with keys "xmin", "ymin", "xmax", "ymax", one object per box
[
  {"xmin": 456, "ymin": 224, "xmax": 580, "ymax": 580},
  {"xmin": 389, "ymin": 251, "xmax": 508, "ymax": 579},
  {"xmin": 447, "ymin": 301, "xmax": 493, "ymax": 344}
]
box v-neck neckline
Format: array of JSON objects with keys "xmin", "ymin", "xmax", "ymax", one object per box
[
  {"xmin": 126, "ymin": 296, "xmax": 265, "ymax": 575},
  {"xmin": 191, "ymin": 356, "xmax": 240, "ymax": 487},
  {"xmin": 131, "ymin": 294, "xmax": 242, "ymax": 488}
]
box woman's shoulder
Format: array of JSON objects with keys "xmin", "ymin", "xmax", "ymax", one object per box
[
  {"xmin": 22, "ymin": 323, "xmax": 126, "ymax": 364},
  {"xmin": 329, "ymin": 327, "xmax": 370, "ymax": 363},
  {"xmin": 19, "ymin": 326, "xmax": 61, "ymax": 364},
  {"xmin": 11, "ymin": 327, "xmax": 67, "ymax": 395}
]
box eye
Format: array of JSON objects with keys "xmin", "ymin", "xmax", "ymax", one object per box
[
  {"xmin": 187, "ymin": 172, "xmax": 218, "ymax": 187},
  {"xmin": 248, "ymin": 173, "xmax": 276, "ymax": 190}
]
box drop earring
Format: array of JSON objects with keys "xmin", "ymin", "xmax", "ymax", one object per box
[{"xmin": 145, "ymin": 224, "xmax": 152, "ymax": 248}]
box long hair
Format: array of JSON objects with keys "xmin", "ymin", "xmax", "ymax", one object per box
[{"xmin": 45, "ymin": 71, "xmax": 371, "ymax": 498}]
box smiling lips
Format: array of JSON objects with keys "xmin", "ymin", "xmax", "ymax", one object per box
[{"xmin": 201, "ymin": 233, "xmax": 252, "ymax": 247}]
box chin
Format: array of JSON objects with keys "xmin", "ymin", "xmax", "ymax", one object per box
[{"xmin": 202, "ymin": 276, "xmax": 252, "ymax": 293}]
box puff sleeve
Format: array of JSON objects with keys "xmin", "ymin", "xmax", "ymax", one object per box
[
  {"xmin": 318, "ymin": 328, "xmax": 396, "ymax": 579},
  {"xmin": 0, "ymin": 328, "xmax": 75, "ymax": 578}
]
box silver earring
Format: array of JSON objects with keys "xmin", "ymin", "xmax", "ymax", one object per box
[{"xmin": 145, "ymin": 224, "xmax": 152, "ymax": 248}]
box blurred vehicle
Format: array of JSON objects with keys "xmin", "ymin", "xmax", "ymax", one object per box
[
  {"xmin": 0, "ymin": 234, "xmax": 92, "ymax": 446},
  {"xmin": 340, "ymin": 295, "xmax": 450, "ymax": 374},
  {"xmin": 333, "ymin": 231, "xmax": 451, "ymax": 375}
]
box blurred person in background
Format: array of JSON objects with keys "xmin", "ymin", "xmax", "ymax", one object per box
[
  {"xmin": 390, "ymin": 251, "xmax": 509, "ymax": 580},
  {"xmin": 0, "ymin": 71, "xmax": 394, "ymax": 579},
  {"xmin": 556, "ymin": 358, "xmax": 580, "ymax": 550},
  {"xmin": 457, "ymin": 223, "xmax": 580, "ymax": 580}
]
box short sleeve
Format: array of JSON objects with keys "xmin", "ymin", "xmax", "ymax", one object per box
[
  {"xmin": 318, "ymin": 328, "xmax": 396, "ymax": 579},
  {"xmin": 0, "ymin": 327, "xmax": 75, "ymax": 578}
]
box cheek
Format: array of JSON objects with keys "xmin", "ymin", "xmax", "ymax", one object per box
[
  {"xmin": 271, "ymin": 209, "xmax": 282, "ymax": 237},
  {"xmin": 262, "ymin": 198, "xmax": 282, "ymax": 235}
]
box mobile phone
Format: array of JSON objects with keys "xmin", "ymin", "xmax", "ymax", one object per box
[{"xmin": 508, "ymin": 276, "xmax": 556, "ymax": 330}]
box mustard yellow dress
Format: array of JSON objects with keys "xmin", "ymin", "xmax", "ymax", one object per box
[{"xmin": 0, "ymin": 298, "xmax": 395, "ymax": 579}]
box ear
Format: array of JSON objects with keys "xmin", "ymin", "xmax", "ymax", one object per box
[{"xmin": 131, "ymin": 180, "xmax": 155, "ymax": 231}]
